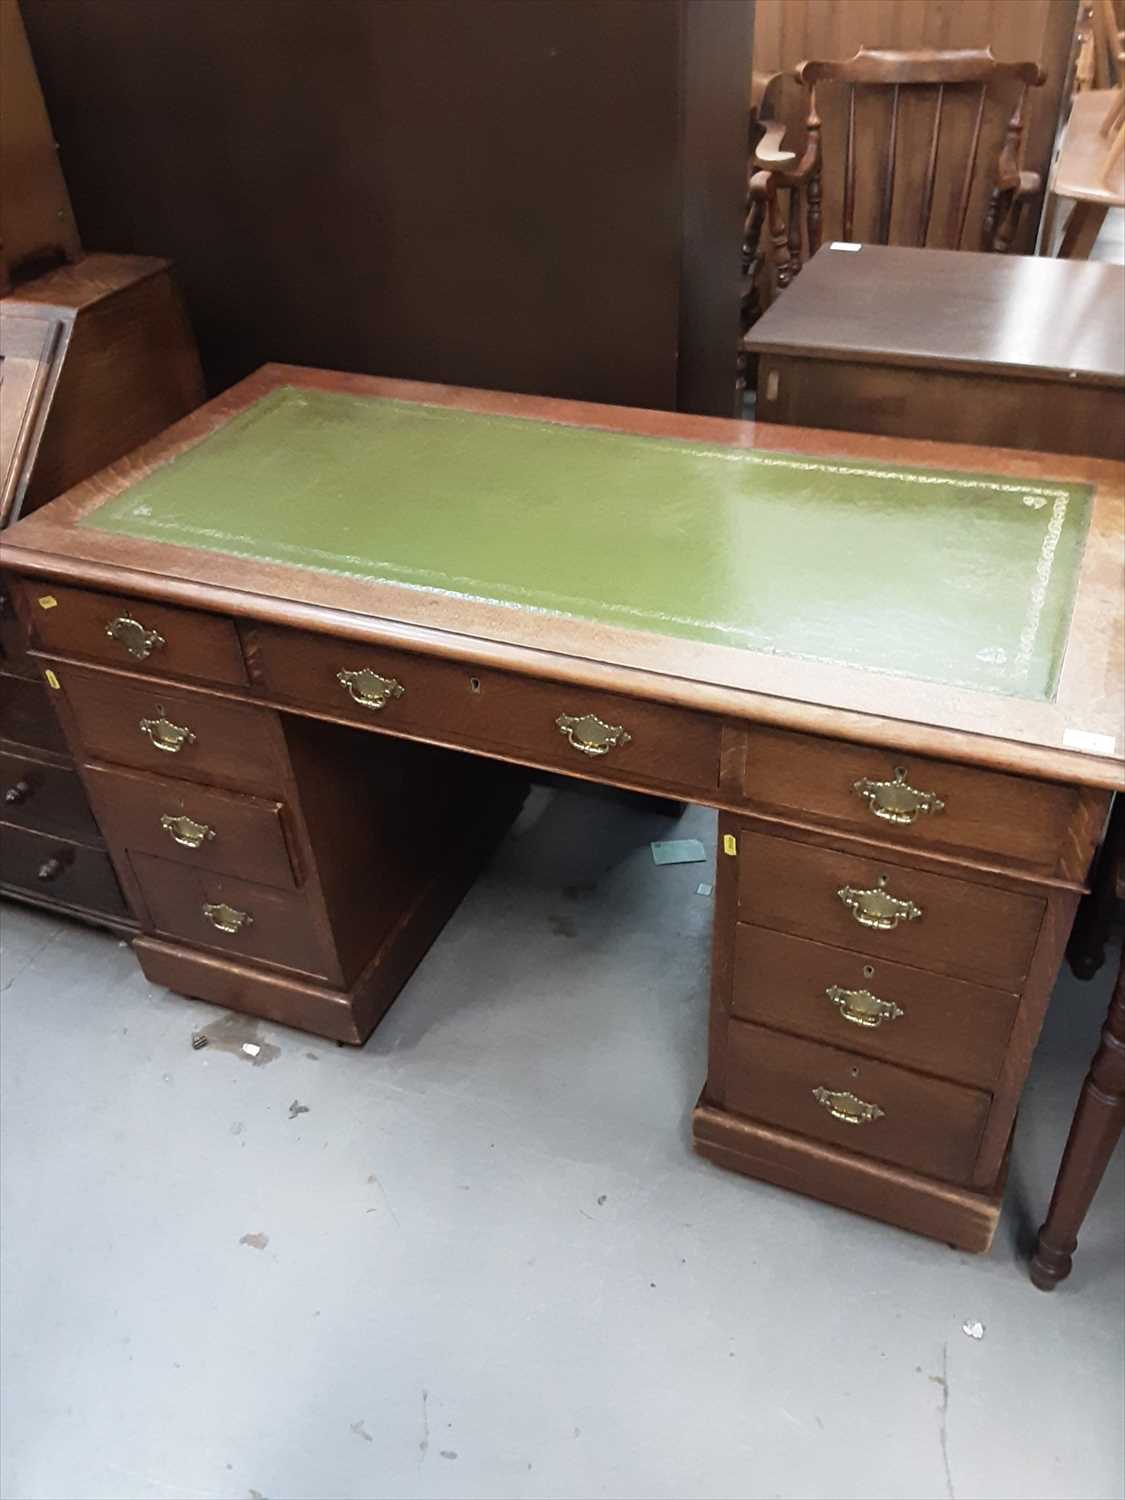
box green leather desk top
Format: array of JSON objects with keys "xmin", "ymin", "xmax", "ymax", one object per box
[{"xmin": 80, "ymin": 385, "xmax": 1093, "ymax": 701}]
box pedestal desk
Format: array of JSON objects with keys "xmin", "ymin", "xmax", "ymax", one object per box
[{"xmin": 1, "ymin": 365, "xmax": 1121, "ymax": 1254}]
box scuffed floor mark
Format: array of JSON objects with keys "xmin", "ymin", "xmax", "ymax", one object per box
[
  {"xmin": 351, "ymin": 1420, "xmax": 373, "ymax": 1443},
  {"xmin": 931, "ymin": 1341, "xmax": 954, "ymax": 1500},
  {"xmin": 419, "ymin": 1388, "xmax": 429, "ymax": 1459},
  {"xmin": 240, "ymin": 1232, "xmax": 269, "ymax": 1250},
  {"xmin": 440, "ymin": 1450, "xmax": 458, "ymax": 1461},
  {"xmin": 367, "ymin": 1170, "xmax": 401, "ymax": 1228},
  {"xmin": 288, "ymin": 1099, "xmax": 310, "ymax": 1120},
  {"xmin": 196, "ymin": 1012, "xmax": 280, "ymax": 1067},
  {"xmin": 249, "ymin": 1490, "xmax": 265, "ymax": 1499},
  {"xmin": 230, "ymin": 1121, "xmax": 245, "ymax": 1136},
  {"xmin": 0, "ymin": 926, "xmax": 66, "ymax": 992},
  {"xmin": 548, "ymin": 913, "xmax": 577, "ymax": 938}
]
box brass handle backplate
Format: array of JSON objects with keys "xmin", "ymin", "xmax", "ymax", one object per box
[
  {"xmin": 837, "ymin": 874, "xmax": 922, "ymax": 931},
  {"xmin": 853, "ymin": 766, "xmax": 944, "ymax": 826},
  {"xmin": 106, "ymin": 614, "xmax": 166, "ymax": 661},
  {"xmin": 825, "ymin": 984, "xmax": 904, "ymax": 1029},
  {"xmin": 337, "ymin": 667, "xmax": 405, "ymax": 711},
  {"xmin": 812, "ymin": 1086, "xmax": 884, "ymax": 1125},
  {"xmin": 140, "ymin": 715, "xmax": 196, "ymax": 754},
  {"xmin": 555, "ymin": 712, "xmax": 632, "ymax": 758},
  {"xmin": 202, "ymin": 901, "xmax": 252, "ymax": 934},
  {"xmin": 161, "ymin": 813, "xmax": 215, "ymax": 849}
]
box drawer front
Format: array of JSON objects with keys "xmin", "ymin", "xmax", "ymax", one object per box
[
  {"xmin": 742, "ymin": 725, "xmax": 1078, "ymax": 874},
  {"xmin": 130, "ymin": 851, "xmax": 333, "ymax": 979},
  {"xmin": 0, "ymin": 822, "xmax": 129, "ymax": 918},
  {"xmin": 17, "ymin": 580, "xmax": 248, "ymax": 687},
  {"xmin": 59, "ymin": 666, "xmax": 285, "ymax": 796},
  {"xmin": 732, "ymin": 924, "xmax": 1019, "ymax": 1090},
  {"xmin": 250, "ymin": 624, "xmax": 721, "ymax": 797},
  {"xmin": 85, "ymin": 763, "xmax": 298, "ymax": 890},
  {"xmin": 0, "ymin": 747, "xmax": 101, "ymax": 842},
  {"xmin": 0, "ymin": 669, "xmax": 68, "ymax": 753},
  {"xmin": 736, "ymin": 829, "xmax": 1043, "ymax": 990},
  {"xmin": 723, "ymin": 1019, "xmax": 990, "ymax": 1184}
]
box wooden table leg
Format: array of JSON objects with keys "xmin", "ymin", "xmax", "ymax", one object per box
[
  {"xmin": 1056, "ymin": 199, "xmax": 1110, "ymax": 258},
  {"xmin": 1030, "ymin": 954, "xmax": 1125, "ymax": 1289}
]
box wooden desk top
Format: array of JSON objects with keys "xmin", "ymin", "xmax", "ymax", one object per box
[
  {"xmin": 747, "ymin": 244, "xmax": 1125, "ymax": 386},
  {"xmin": 1052, "ymin": 89, "xmax": 1125, "ymax": 209},
  {"xmin": 1, "ymin": 365, "xmax": 1122, "ymax": 790}
]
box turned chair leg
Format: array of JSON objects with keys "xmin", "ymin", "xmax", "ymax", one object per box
[{"xmin": 1030, "ymin": 954, "xmax": 1125, "ymax": 1289}]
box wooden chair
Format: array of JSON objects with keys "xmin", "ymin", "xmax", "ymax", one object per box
[{"xmin": 746, "ymin": 47, "xmax": 1048, "ymax": 289}]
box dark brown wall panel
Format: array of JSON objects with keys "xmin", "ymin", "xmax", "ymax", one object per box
[{"xmin": 22, "ymin": 0, "xmax": 753, "ymax": 414}]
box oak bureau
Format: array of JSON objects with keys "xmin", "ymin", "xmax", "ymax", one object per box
[{"xmin": 1, "ymin": 364, "xmax": 1121, "ymax": 1254}]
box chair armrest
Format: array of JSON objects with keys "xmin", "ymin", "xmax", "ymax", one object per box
[
  {"xmin": 1015, "ymin": 169, "xmax": 1042, "ymax": 198},
  {"xmin": 753, "ymin": 121, "xmax": 796, "ymax": 168}
]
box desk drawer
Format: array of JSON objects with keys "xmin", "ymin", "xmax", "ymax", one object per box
[
  {"xmin": 0, "ymin": 822, "xmax": 128, "ymax": 918},
  {"xmin": 742, "ymin": 725, "xmax": 1078, "ymax": 874},
  {"xmin": 17, "ymin": 581, "xmax": 247, "ymax": 688},
  {"xmin": 251, "ymin": 624, "xmax": 721, "ymax": 796},
  {"xmin": 131, "ymin": 852, "xmax": 333, "ymax": 980},
  {"xmin": 736, "ymin": 829, "xmax": 1043, "ymax": 990},
  {"xmin": 0, "ymin": 670, "xmax": 68, "ymax": 754},
  {"xmin": 732, "ymin": 924, "xmax": 1019, "ymax": 1090},
  {"xmin": 723, "ymin": 1019, "xmax": 990, "ymax": 1184},
  {"xmin": 59, "ymin": 666, "xmax": 285, "ymax": 796},
  {"xmin": 0, "ymin": 747, "xmax": 100, "ymax": 842},
  {"xmin": 86, "ymin": 763, "xmax": 298, "ymax": 890}
]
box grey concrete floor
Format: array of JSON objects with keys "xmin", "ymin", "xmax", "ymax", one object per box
[{"xmin": 1, "ymin": 787, "xmax": 1122, "ymax": 1500}]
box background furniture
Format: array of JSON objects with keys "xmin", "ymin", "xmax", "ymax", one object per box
[
  {"xmin": 20, "ymin": 0, "xmax": 752, "ymax": 418},
  {"xmin": 747, "ymin": 243, "xmax": 1125, "ymax": 457},
  {"xmin": 1039, "ymin": 87, "xmax": 1125, "ymax": 253},
  {"xmin": 0, "ymin": 0, "xmax": 80, "ymax": 291},
  {"xmin": 1, "ymin": 256, "xmax": 205, "ymax": 931},
  {"xmin": 3, "ymin": 365, "xmax": 1120, "ymax": 1254},
  {"xmin": 1031, "ymin": 947, "xmax": 1125, "ymax": 1287},
  {"xmin": 751, "ymin": 0, "xmax": 1079, "ymax": 257},
  {"xmin": 745, "ymin": 46, "xmax": 1047, "ymax": 294}
]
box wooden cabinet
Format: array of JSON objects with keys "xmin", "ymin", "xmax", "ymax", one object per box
[{"xmin": 0, "ymin": 253, "xmax": 205, "ymax": 932}]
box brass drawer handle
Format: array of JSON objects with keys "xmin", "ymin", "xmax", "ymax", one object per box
[
  {"xmin": 106, "ymin": 614, "xmax": 166, "ymax": 660},
  {"xmin": 555, "ymin": 712, "xmax": 632, "ymax": 758},
  {"xmin": 825, "ymin": 984, "xmax": 904, "ymax": 1029},
  {"xmin": 837, "ymin": 874, "xmax": 922, "ymax": 931},
  {"xmin": 161, "ymin": 813, "xmax": 215, "ymax": 849},
  {"xmin": 853, "ymin": 766, "xmax": 944, "ymax": 826},
  {"xmin": 812, "ymin": 1086, "xmax": 884, "ymax": 1125},
  {"xmin": 337, "ymin": 667, "xmax": 405, "ymax": 711},
  {"xmin": 140, "ymin": 715, "xmax": 196, "ymax": 754},
  {"xmin": 202, "ymin": 901, "xmax": 252, "ymax": 934}
]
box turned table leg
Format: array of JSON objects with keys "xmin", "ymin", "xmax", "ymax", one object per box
[{"xmin": 1030, "ymin": 954, "xmax": 1125, "ymax": 1289}]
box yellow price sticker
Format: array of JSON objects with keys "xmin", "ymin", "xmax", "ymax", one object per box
[
  {"xmin": 722, "ymin": 833, "xmax": 737, "ymax": 857},
  {"xmin": 44, "ymin": 669, "xmax": 61, "ymax": 690},
  {"xmin": 37, "ymin": 595, "xmax": 58, "ymax": 610}
]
